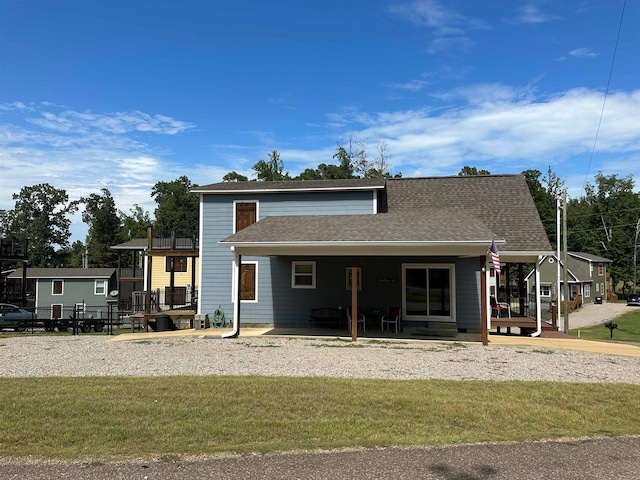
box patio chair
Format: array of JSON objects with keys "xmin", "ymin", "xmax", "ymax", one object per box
[
  {"xmin": 490, "ymin": 296, "xmax": 511, "ymax": 318},
  {"xmin": 346, "ymin": 307, "xmax": 365, "ymax": 332},
  {"xmin": 381, "ymin": 306, "xmax": 402, "ymax": 333}
]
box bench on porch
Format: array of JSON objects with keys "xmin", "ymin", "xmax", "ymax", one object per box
[{"xmin": 308, "ymin": 307, "xmax": 343, "ymax": 329}]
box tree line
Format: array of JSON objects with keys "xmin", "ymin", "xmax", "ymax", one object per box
[{"xmin": 2, "ymin": 144, "xmax": 640, "ymax": 294}]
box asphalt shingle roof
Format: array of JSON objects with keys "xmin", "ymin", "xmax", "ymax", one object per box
[
  {"xmin": 193, "ymin": 178, "xmax": 386, "ymax": 192},
  {"xmin": 8, "ymin": 268, "xmax": 115, "ymax": 279},
  {"xmin": 220, "ymin": 175, "xmax": 552, "ymax": 253}
]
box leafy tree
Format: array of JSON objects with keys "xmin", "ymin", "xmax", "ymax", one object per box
[
  {"xmin": 58, "ymin": 240, "xmax": 86, "ymax": 268},
  {"xmin": 522, "ymin": 167, "xmax": 565, "ymax": 248},
  {"xmin": 81, "ymin": 188, "xmax": 121, "ymax": 267},
  {"xmin": 5, "ymin": 183, "xmax": 78, "ymax": 267},
  {"xmin": 569, "ymin": 172, "xmax": 640, "ymax": 288},
  {"xmin": 458, "ymin": 166, "xmax": 491, "ymax": 176},
  {"xmin": 222, "ymin": 171, "xmax": 249, "ymax": 182},
  {"xmin": 252, "ymin": 150, "xmax": 289, "ymax": 181},
  {"xmin": 151, "ymin": 176, "xmax": 199, "ymax": 237},
  {"xmin": 120, "ymin": 204, "xmax": 152, "ymax": 241}
]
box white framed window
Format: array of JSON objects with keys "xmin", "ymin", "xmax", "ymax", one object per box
[
  {"xmin": 233, "ymin": 200, "xmax": 259, "ymax": 233},
  {"xmin": 539, "ymin": 285, "xmax": 551, "ymax": 297},
  {"xmin": 584, "ymin": 284, "xmax": 591, "ymax": 298},
  {"xmin": 52, "ymin": 280, "xmax": 63, "ymax": 295},
  {"xmin": 292, "ymin": 261, "xmax": 316, "ymax": 289},
  {"xmin": 51, "ymin": 304, "xmax": 63, "ymax": 319},
  {"xmin": 596, "ymin": 283, "xmax": 600, "ymax": 293},
  {"xmin": 231, "ymin": 261, "xmax": 258, "ymax": 303},
  {"xmin": 95, "ymin": 280, "xmax": 106, "ymax": 295},
  {"xmin": 346, "ymin": 267, "xmax": 362, "ymax": 290},
  {"xmin": 402, "ymin": 263, "xmax": 455, "ymax": 321}
]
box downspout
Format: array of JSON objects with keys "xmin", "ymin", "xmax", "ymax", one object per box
[
  {"xmin": 222, "ymin": 251, "xmax": 241, "ymax": 338},
  {"xmin": 530, "ymin": 256, "xmax": 542, "ymax": 337}
]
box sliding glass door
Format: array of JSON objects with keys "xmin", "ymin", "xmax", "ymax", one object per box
[{"xmin": 403, "ymin": 264, "xmax": 454, "ymax": 321}]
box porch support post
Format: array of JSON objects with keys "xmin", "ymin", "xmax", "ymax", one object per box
[
  {"xmin": 481, "ymin": 256, "xmax": 488, "ymax": 346},
  {"xmin": 351, "ymin": 257, "xmax": 358, "ymax": 342},
  {"xmin": 223, "ymin": 253, "xmax": 241, "ymax": 338},
  {"xmin": 145, "ymin": 225, "xmax": 153, "ymax": 331}
]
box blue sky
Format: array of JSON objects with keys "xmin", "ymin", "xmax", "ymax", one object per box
[{"xmin": 1, "ymin": 0, "xmax": 639, "ymax": 243}]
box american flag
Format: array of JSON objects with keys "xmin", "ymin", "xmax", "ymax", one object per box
[{"xmin": 488, "ymin": 238, "xmax": 501, "ymax": 274}]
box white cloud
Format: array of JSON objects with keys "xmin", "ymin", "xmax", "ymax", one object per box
[
  {"xmin": 513, "ymin": 3, "xmax": 561, "ymax": 24},
  {"xmin": 569, "ymin": 47, "xmax": 598, "ymax": 58},
  {"xmin": 0, "ymin": 104, "xmax": 197, "ymax": 242},
  {"xmin": 388, "ymin": 0, "xmax": 488, "ymax": 54},
  {"xmin": 26, "ymin": 109, "xmax": 196, "ymax": 135}
]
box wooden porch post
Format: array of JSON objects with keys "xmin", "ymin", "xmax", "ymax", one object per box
[
  {"xmin": 351, "ymin": 257, "xmax": 358, "ymax": 342},
  {"xmin": 145, "ymin": 225, "xmax": 153, "ymax": 332},
  {"xmin": 481, "ymin": 256, "xmax": 488, "ymax": 346}
]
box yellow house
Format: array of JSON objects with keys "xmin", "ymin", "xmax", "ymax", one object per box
[{"xmin": 111, "ymin": 236, "xmax": 199, "ymax": 314}]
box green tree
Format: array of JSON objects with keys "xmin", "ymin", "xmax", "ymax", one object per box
[
  {"xmin": 6, "ymin": 183, "xmax": 78, "ymax": 267},
  {"xmin": 458, "ymin": 166, "xmax": 491, "ymax": 176},
  {"xmin": 222, "ymin": 171, "xmax": 249, "ymax": 182},
  {"xmin": 151, "ymin": 176, "xmax": 199, "ymax": 237},
  {"xmin": 120, "ymin": 204, "xmax": 152, "ymax": 241},
  {"xmin": 252, "ymin": 150, "xmax": 289, "ymax": 181},
  {"xmin": 570, "ymin": 173, "xmax": 640, "ymax": 288},
  {"xmin": 80, "ymin": 188, "xmax": 121, "ymax": 267},
  {"xmin": 522, "ymin": 167, "xmax": 565, "ymax": 248},
  {"xmin": 57, "ymin": 240, "xmax": 86, "ymax": 268}
]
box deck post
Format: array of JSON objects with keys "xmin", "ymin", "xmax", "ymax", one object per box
[
  {"xmin": 481, "ymin": 256, "xmax": 488, "ymax": 346},
  {"xmin": 351, "ymin": 257, "xmax": 358, "ymax": 342}
]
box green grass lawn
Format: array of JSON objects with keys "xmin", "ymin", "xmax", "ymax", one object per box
[
  {"xmin": 1, "ymin": 376, "xmax": 639, "ymax": 461},
  {"xmin": 570, "ymin": 307, "xmax": 640, "ymax": 343}
]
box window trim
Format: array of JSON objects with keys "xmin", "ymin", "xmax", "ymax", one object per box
[
  {"xmin": 402, "ymin": 263, "xmax": 456, "ymax": 322},
  {"xmin": 232, "ymin": 200, "xmax": 259, "ymax": 234},
  {"xmin": 231, "ymin": 260, "xmax": 258, "ymax": 303},
  {"xmin": 584, "ymin": 284, "xmax": 591, "ymax": 298},
  {"xmin": 51, "ymin": 304, "xmax": 63, "ymax": 319},
  {"xmin": 539, "ymin": 284, "xmax": 551, "ymax": 297},
  {"xmin": 291, "ymin": 261, "xmax": 316, "ymax": 289},
  {"xmin": 94, "ymin": 279, "xmax": 106, "ymax": 295},
  {"xmin": 598, "ymin": 263, "xmax": 604, "ymax": 276},
  {"xmin": 165, "ymin": 256, "xmax": 188, "ymax": 273},
  {"xmin": 52, "ymin": 280, "xmax": 64, "ymax": 296}
]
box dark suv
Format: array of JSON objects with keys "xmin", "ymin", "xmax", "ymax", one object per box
[{"xmin": 627, "ymin": 294, "xmax": 640, "ymax": 306}]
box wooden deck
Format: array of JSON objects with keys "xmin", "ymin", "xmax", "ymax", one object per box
[{"xmin": 491, "ymin": 316, "xmax": 557, "ymax": 332}]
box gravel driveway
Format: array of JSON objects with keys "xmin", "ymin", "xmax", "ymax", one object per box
[{"xmin": 1, "ymin": 334, "xmax": 639, "ymax": 384}]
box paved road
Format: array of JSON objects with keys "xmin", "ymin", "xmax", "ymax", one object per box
[{"xmin": 2, "ymin": 436, "xmax": 639, "ymax": 479}]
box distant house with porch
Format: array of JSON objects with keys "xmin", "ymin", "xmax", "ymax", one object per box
[
  {"xmin": 525, "ymin": 252, "xmax": 613, "ymax": 305},
  {"xmin": 110, "ymin": 236, "xmax": 199, "ymax": 315},
  {"xmin": 193, "ymin": 175, "xmax": 553, "ymax": 338},
  {"xmin": 7, "ymin": 268, "xmax": 117, "ymax": 319}
]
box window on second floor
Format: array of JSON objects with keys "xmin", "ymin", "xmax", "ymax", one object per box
[
  {"xmin": 598, "ymin": 263, "xmax": 604, "ymax": 276},
  {"xmin": 234, "ymin": 201, "xmax": 257, "ymax": 233},
  {"xmin": 165, "ymin": 256, "xmax": 188, "ymax": 273},
  {"xmin": 52, "ymin": 280, "xmax": 63, "ymax": 295}
]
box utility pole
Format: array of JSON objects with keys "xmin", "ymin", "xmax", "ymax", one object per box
[
  {"xmin": 556, "ymin": 195, "xmax": 561, "ymax": 330},
  {"xmin": 634, "ymin": 218, "xmax": 640, "ymax": 294},
  {"xmin": 562, "ymin": 189, "xmax": 569, "ymax": 334}
]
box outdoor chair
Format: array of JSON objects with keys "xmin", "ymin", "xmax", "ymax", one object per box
[
  {"xmin": 490, "ymin": 295, "xmax": 511, "ymax": 318},
  {"xmin": 381, "ymin": 306, "xmax": 402, "ymax": 333},
  {"xmin": 346, "ymin": 307, "xmax": 365, "ymax": 332}
]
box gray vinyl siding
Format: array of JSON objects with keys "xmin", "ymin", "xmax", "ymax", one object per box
[
  {"xmin": 199, "ymin": 190, "xmax": 376, "ymax": 321},
  {"xmin": 36, "ymin": 278, "xmax": 110, "ymax": 311}
]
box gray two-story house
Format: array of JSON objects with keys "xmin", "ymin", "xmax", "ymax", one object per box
[
  {"xmin": 525, "ymin": 252, "xmax": 612, "ymax": 305},
  {"xmin": 193, "ymin": 175, "xmax": 553, "ymax": 337},
  {"xmin": 8, "ymin": 268, "xmax": 117, "ymax": 319}
]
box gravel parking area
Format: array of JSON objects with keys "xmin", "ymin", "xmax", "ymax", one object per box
[{"xmin": 1, "ymin": 334, "xmax": 639, "ymax": 384}]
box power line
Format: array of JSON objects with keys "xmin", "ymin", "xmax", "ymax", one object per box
[{"xmin": 582, "ymin": 0, "xmax": 627, "ymax": 193}]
